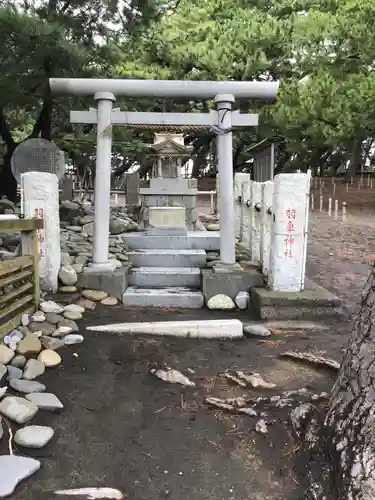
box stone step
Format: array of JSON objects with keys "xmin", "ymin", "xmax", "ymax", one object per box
[
  {"xmin": 129, "ymin": 267, "xmax": 201, "ymax": 288},
  {"xmin": 122, "ymin": 287, "xmax": 204, "ymax": 309},
  {"xmin": 127, "ymin": 249, "xmax": 206, "ymax": 268},
  {"xmin": 122, "ymin": 231, "xmax": 220, "ymax": 251}
]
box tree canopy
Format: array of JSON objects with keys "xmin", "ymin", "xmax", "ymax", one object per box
[{"xmin": 1, "ymin": 0, "xmax": 375, "ymax": 197}]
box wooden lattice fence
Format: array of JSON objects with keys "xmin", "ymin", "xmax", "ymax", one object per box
[{"xmin": 0, "ymin": 218, "xmax": 43, "ymax": 341}]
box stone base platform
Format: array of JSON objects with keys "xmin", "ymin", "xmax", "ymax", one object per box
[
  {"xmin": 202, "ymin": 267, "xmax": 264, "ymax": 302},
  {"xmin": 122, "ymin": 287, "xmax": 204, "ymax": 309},
  {"xmin": 122, "ymin": 231, "xmax": 220, "ymax": 251},
  {"xmin": 250, "ymin": 279, "xmax": 347, "ymax": 320},
  {"xmin": 78, "ymin": 265, "xmax": 130, "ymax": 299}
]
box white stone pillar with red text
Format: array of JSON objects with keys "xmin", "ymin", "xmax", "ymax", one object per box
[
  {"xmin": 21, "ymin": 172, "xmax": 61, "ymax": 292},
  {"xmin": 251, "ymin": 181, "xmax": 263, "ymax": 262},
  {"xmin": 261, "ymin": 181, "xmax": 274, "ymax": 277},
  {"xmin": 268, "ymin": 172, "xmax": 310, "ymax": 292},
  {"xmin": 234, "ymin": 173, "xmax": 251, "ymax": 243}
]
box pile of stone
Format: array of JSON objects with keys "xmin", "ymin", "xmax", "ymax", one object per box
[
  {"xmin": 205, "ymin": 244, "xmax": 256, "ymax": 270},
  {"xmin": 0, "ymin": 296, "xmax": 95, "ymax": 498},
  {"xmin": 59, "ymin": 199, "xmax": 140, "ymax": 267},
  {"xmin": 0, "ymin": 197, "xmax": 141, "ymax": 264}
]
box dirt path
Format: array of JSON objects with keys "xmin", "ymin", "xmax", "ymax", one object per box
[
  {"xmin": 307, "ymin": 212, "xmax": 374, "ymax": 311},
  {"xmin": 1, "ymin": 304, "xmax": 347, "ymax": 500},
  {"xmin": 3, "ymin": 210, "xmax": 368, "ymax": 499}
]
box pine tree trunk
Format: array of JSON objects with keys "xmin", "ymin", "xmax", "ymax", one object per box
[
  {"xmin": 298, "ymin": 265, "xmax": 375, "ymax": 499},
  {"xmin": 323, "ymin": 264, "xmax": 375, "ymax": 499}
]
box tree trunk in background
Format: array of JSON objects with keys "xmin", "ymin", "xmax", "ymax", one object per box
[
  {"xmin": 192, "ymin": 140, "xmax": 211, "ymax": 178},
  {"xmin": 345, "ymin": 140, "xmax": 362, "ymax": 179},
  {"xmin": 0, "ymin": 146, "xmax": 18, "ymax": 201}
]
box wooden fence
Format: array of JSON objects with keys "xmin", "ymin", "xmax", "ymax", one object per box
[{"xmin": 0, "ymin": 218, "xmax": 43, "ymax": 341}]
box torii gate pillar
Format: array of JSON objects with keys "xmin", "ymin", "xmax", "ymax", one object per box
[
  {"xmin": 214, "ymin": 94, "xmax": 237, "ymax": 268},
  {"xmin": 91, "ymin": 92, "xmax": 116, "ymax": 270}
]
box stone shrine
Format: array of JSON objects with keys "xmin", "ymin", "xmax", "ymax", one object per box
[{"xmin": 139, "ymin": 133, "xmax": 198, "ymax": 232}]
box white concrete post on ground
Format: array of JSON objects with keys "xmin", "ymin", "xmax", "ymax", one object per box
[
  {"xmin": 342, "ymin": 202, "xmax": 347, "ymax": 222},
  {"xmin": 244, "ymin": 181, "xmax": 253, "ymax": 250},
  {"xmin": 251, "ymin": 181, "xmax": 262, "ymax": 261},
  {"xmin": 114, "ymin": 193, "xmax": 118, "ymax": 205},
  {"xmin": 92, "ymin": 92, "xmax": 116, "ymax": 269},
  {"xmin": 210, "ymin": 191, "xmax": 214, "ymax": 214},
  {"xmin": 261, "ymin": 181, "xmax": 274, "ymax": 277},
  {"xmin": 311, "ymin": 194, "xmax": 315, "ymax": 210},
  {"xmin": 21, "ymin": 172, "xmax": 60, "ymax": 292},
  {"xmin": 215, "ymin": 94, "xmax": 236, "ymax": 266},
  {"xmin": 328, "ymin": 197, "xmax": 332, "ymax": 216},
  {"xmin": 268, "ymin": 172, "xmax": 310, "ymax": 292},
  {"xmin": 234, "ymin": 173, "xmax": 250, "ymax": 242},
  {"xmin": 319, "ymin": 195, "xmax": 323, "ymax": 212},
  {"xmin": 334, "ymin": 199, "xmax": 339, "ymax": 219}
]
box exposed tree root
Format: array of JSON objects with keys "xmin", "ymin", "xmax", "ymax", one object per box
[{"xmin": 279, "ymin": 351, "xmax": 340, "ymax": 371}]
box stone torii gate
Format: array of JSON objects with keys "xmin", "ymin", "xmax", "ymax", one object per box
[{"xmin": 49, "ymin": 78, "xmax": 279, "ymax": 272}]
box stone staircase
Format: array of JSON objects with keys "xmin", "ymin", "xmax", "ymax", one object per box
[{"xmin": 122, "ymin": 232, "xmax": 220, "ymax": 308}]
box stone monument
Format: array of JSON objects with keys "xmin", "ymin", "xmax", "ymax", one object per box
[
  {"xmin": 21, "ymin": 172, "xmax": 61, "ymax": 292},
  {"xmin": 139, "ymin": 133, "xmax": 198, "ymax": 232},
  {"xmin": 11, "ymin": 139, "xmax": 64, "ymax": 292}
]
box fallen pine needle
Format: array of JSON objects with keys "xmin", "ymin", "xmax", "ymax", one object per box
[{"xmin": 154, "ymin": 406, "xmax": 167, "ymax": 414}]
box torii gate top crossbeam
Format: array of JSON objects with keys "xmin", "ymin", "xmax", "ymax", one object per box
[{"xmin": 49, "ymin": 78, "xmax": 279, "ymax": 101}]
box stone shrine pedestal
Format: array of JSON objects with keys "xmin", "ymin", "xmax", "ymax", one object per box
[{"xmin": 140, "ymin": 177, "xmax": 198, "ymax": 231}]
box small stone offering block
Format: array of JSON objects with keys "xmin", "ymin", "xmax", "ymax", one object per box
[{"xmin": 148, "ymin": 206, "xmax": 186, "ymax": 231}]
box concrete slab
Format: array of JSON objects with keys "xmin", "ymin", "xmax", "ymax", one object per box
[
  {"xmin": 122, "ymin": 231, "xmax": 220, "ymax": 251},
  {"xmin": 129, "ymin": 267, "xmax": 201, "ymax": 288},
  {"xmin": 250, "ymin": 279, "xmax": 347, "ymax": 320},
  {"xmin": 202, "ymin": 268, "xmax": 264, "ymax": 301},
  {"xmin": 86, "ymin": 319, "xmax": 243, "ymax": 339},
  {"xmin": 122, "ymin": 287, "xmax": 204, "ymax": 308},
  {"xmin": 127, "ymin": 249, "xmax": 206, "ymax": 268},
  {"xmin": 78, "ymin": 266, "xmax": 129, "ymax": 299},
  {"xmin": 140, "ymin": 187, "xmax": 197, "ymax": 196}
]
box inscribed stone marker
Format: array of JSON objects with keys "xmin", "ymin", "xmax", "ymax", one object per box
[
  {"xmin": 268, "ymin": 173, "xmax": 310, "ymax": 292},
  {"xmin": 21, "ymin": 172, "xmax": 61, "ymax": 292}
]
